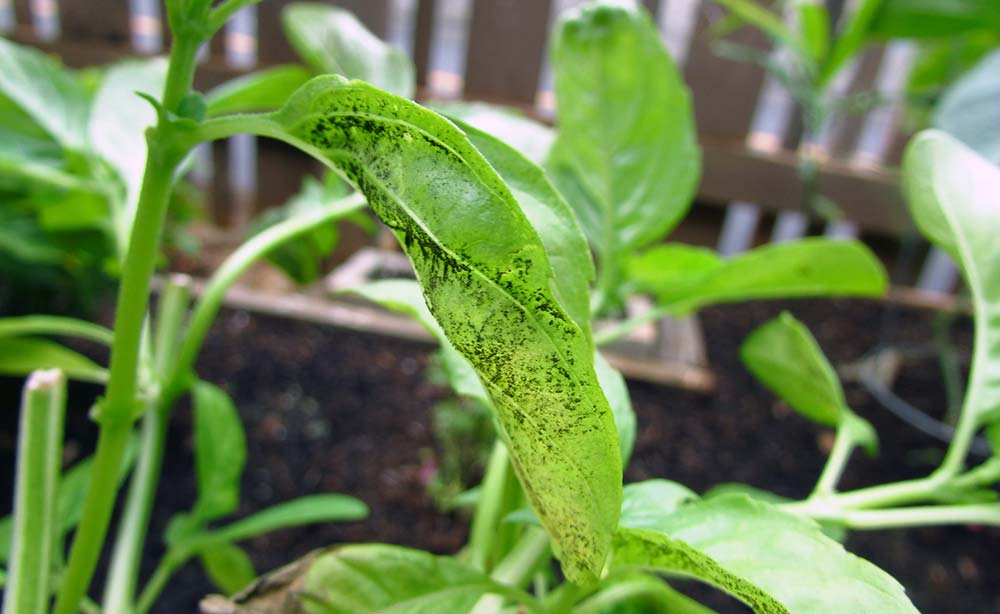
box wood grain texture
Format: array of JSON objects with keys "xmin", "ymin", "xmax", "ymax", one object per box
[{"xmin": 463, "ymin": 0, "xmax": 552, "ymax": 103}]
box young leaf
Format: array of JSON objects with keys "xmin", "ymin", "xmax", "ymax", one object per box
[
  {"xmin": 0, "ymin": 337, "xmax": 107, "ymax": 383},
  {"xmin": 435, "ymin": 101, "xmax": 554, "ymax": 164},
  {"xmin": 742, "ymin": 312, "xmax": 877, "ymax": 453},
  {"xmin": 741, "ymin": 312, "xmax": 847, "ymax": 427},
  {"xmin": 630, "ymin": 239, "xmax": 887, "ymax": 315},
  {"xmin": 192, "ymin": 381, "xmax": 247, "ymax": 522},
  {"xmin": 252, "ymin": 75, "xmax": 622, "ymax": 582},
  {"xmin": 182, "ymin": 494, "xmax": 368, "ymax": 552},
  {"xmin": 865, "ymin": 0, "xmax": 1000, "ymax": 40},
  {"xmin": 818, "ymin": 0, "xmax": 882, "ymax": 86},
  {"xmin": 547, "ymin": 2, "xmax": 700, "ymax": 310},
  {"xmin": 934, "ymin": 49, "xmax": 1000, "ymax": 164},
  {"xmin": 205, "ymin": 65, "xmax": 312, "ymax": 117},
  {"xmin": 903, "ymin": 131, "xmax": 1000, "ymax": 429},
  {"xmin": 0, "ymin": 38, "xmax": 90, "ymax": 149},
  {"xmin": 348, "ymin": 278, "xmax": 489, "ymax": 406},
  {"xmin": 797, "ymin": 0, "xmax": 830, "ymax": 67},
  {"xmin": 247, "ymin": 175, "xmax": 349, "ymax": 284},
  {"xmin": 0, "ymin": 315, "xmax": 113, "ymax": 345},
  {"xmin": 712, "ymin": 0, "xmax": 806, "ymax": 60},
  {"xmin": 282, "ymin": 2, "xmax": 415, "ymax": 99},
  {"xmin": 301, "ymin": 544, "xmax": 533, "ymax": 613},
  {"xmin": 200, "ymin": 543, "xmax": 256, "ymax": 596},
  {"xmin": 614, "ymin": 495, "xmax": 919, "ymax": 613},
  {"xmin": 87, "ymin": 58, "xmax": 168, "ymax": 255}
]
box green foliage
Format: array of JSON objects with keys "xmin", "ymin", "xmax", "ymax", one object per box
[
  {"xmin": 205, "ymin": 65, "xmax": 313, "ymax": 117},
  {"xmin": 903, "ymin": 131, "xmax": 1000, "ymax": 432},
  {"xmin": 933, "ymin": 49, "xmax": 1000, "ymax": 163},
  {"xmin": 741, "ymin": 311, "xmax": 877, "ymax": 453},
  {"xmin": 0, "ymin": 337, "xmax": 107, "ymax": 383},
  {"xmin": 301, "ymin": 544, "xmax": 532, "ymax": 613},
  {"xmin": 866, "ymin": 0, "xmax": 1000, "ymax": 39},
  {"xmin": 191, "ymin": 381, "xmax": 247, "ymax": 522},
  {"xmin": 547, "ymin": 2, "xmax": 700, "ymax": 313},
  {"xmin": 614, "ymin": 495, "xmax": 919, "ymax": 613},
  {"xmin": 260, "ymin": 75, "xmax": 622, "ymax": 582},
  {"xmin": 247, "ymin": 174, "xmax": 352, "ymax": 284},
  {"xmin": 200, "ymin": 544, "xmax": 256, "ymax": 595},
  {"xmin": 629, "ymin": 239, "xmax": 887, "ymax": 315},
  {"xmin": 282, "ymin": 2, "xmax": 415, "ymax": 99}
]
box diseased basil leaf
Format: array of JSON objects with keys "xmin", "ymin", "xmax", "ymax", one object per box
[
  {"xmin": 256, "ymin": 75, "xmax": 621, "ymax": 582},
  {"xmin": 455, "ymin": 118, "xmax": 593, "ymax": 338},
  {"xmin": 903, "ymin": 130, "xmax": 1000, "ymax": 430},
  {"xmin": 547, "ymin": 2, "xmax": 700, "ymax": 311},
  {"xmin": 614, "ymin": 495, "xmax": 919, "ymax": 613},
  {"xmin": 436, "ymin": 101, "xmax": 554, "ymax": 164},
  {"xmin": 282, "ymin": 2, "xmax": 415, "ymax": 99},
  {"xmin": 349, "ymin": 279, "xmax": 489, "ymax": 406}
]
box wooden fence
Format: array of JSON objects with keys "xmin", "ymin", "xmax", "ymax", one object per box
[{"xmin": 1, "ymin": 0, "xmax": 960, "ymax": 297}]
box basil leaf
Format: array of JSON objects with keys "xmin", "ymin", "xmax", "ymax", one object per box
[
  {"xmin": 256, "ymin": 75, "xmax": 621, "ymax": 582},
  {"xmin": 282, "ymin": 3, "xmax": 415, "ymax": 99},
  {"xmin": 548, "ymin": 2, "xmax": 700, "ymax": 311},
  {"xmin": 903, "ymin": 130, "xmax": 1000, "ymax": 431},
  {"xmin": 0, "ymin": 38, "xmax": 89, "ymax": 149},
  {"xmin": 614, "ymin": 495, "xmax": 918, "ymax": 613}
]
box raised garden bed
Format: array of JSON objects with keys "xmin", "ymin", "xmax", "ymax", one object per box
[{"xmin": 4, "ymin": 297, "xmax": 994, "ymax": 612}]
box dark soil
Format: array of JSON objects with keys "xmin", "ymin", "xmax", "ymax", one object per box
[{"xmin": 1, "ymin": 298, "xmax": 997, "ymax": 613}]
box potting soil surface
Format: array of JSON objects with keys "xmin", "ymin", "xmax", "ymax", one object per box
[{"xmin": 0, "ymin": 298, "xmax": 996, "ymax": 612}]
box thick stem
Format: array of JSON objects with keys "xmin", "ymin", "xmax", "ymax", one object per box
[
  {"xmin": 782, "ymin": 475, "xmax": 944, "ymax": 517},
  {"xmin": 472, "ymin": 528, "xmax": 551, "ymax": 614},
  {"xmin": 3, "ymin": 371, "xmax": 66, "ymax": 614},
  {"xmin": 811, "ymin": 422, "xmax": 854, "ymax": 497},
  {"xmin": 53, "ymin": 22, "xmax": 203, "ymax": 613}
]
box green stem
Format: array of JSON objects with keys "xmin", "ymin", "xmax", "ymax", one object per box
[
  {"xmin": 594, "ymin": 306, "xmax": 669, "ymax": 347},
  {"xmin": 208, "ymin": 0, "xmax": 264, "ymax": 34},
  {"xmin": 164, "ymin": 192, "xmax": 366, "ymax": 405},
  {"xmin": 467, "ymin": 441, "xmax": 513, "ymax": 572},
  {"xmin": 103, "ymin": 276, "xmax": 191, "ymax": 611},
  {"xmin": 490, "ymin": 528, "xmax": 551, "ymax": 588},
  {"xmin": 782, "ymin": 474, "xmax": 944, "ymax": 516},
  {"xmin": 473, "ymin": 529, "xmax": 551, "ymax": 614},
  {"xmin": 101, "ymin": 403, "xmax": 167, "ymax": 613},
  {"xmin": 53, "ymin": 21, "xmax": 204, "ymax": 614},
  {"xmin": 821, "ymin": 504, "xmax": 1000, "ymax": 530},
  {"xmin": 811, "ymin": 422, "xmax": 855, "ymax": 497},
  {"xmin": 2, "ymin": 371, "xmax": 66, "ymax": 614},
  {"xmin": 136, "ymin": 550, "xmax": 188, "ymax": 614}
]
